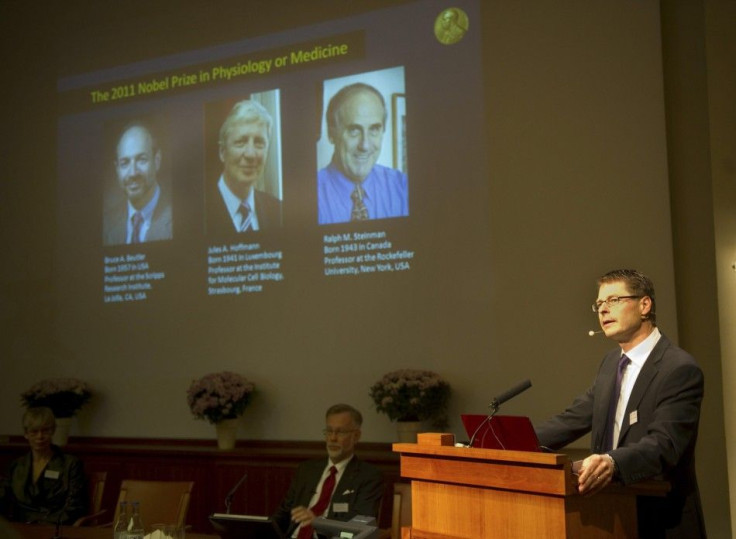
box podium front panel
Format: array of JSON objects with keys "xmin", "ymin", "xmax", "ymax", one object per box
[{"xmin": 411, "ymin": 479, "xmax": 566, "ymax": 538}]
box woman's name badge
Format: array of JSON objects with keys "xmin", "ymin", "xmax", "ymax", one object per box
[{"xmin": 44, "ymin": 470, "xmax": 60, "ymax": 480}]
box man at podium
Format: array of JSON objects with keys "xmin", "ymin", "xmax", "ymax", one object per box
[{"xmin": 535, "ymin": 269, "xmax": 705, "ymax": 538}]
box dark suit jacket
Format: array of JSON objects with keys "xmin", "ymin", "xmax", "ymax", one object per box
[
  {"xmin": 103, "ymin": 185, "xmax": 173, "ymax": 246},
  {"xmin": 1, "ymin": 446, "xmax": 87, "ymax": 525},
  {"xmin": 271, "ymin": 457, "xmax": 383, "ymax": 536},
  {"xmin": 535, "ymin": 334, "xmax": 706, "ymax": 538},
  {"xmin": 207, "ymin": 185, "xmax": 282, "ymax": 235}
]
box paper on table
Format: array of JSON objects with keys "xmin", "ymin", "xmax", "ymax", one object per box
[{"xmin": 145, "ymin": 529, "xmax": 182, "ymax": 539}]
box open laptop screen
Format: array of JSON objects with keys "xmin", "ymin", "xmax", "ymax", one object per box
[
  {"xmin": 209, "ymin": 513, "xmax": 284, "ymax": 539},
  {"xmin": 461, "ymin": 414, "xmax": 541, "ymax": 452}
]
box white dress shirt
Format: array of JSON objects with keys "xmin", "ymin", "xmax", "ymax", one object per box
[
  {"xmin": 613, "ymin": 326, "xmax": 662, "ymax": 447},
  {"xmin": 217, "ymin": 175, "xmax": 260, "ymax": 231}
]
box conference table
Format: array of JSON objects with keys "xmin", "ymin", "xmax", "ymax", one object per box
[{"xmin": 10, "ymin": 523, "xmax": 219, "ymax": 539}]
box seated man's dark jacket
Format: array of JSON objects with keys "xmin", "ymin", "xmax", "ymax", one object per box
[
  {"xmin": 1, "ymin": 445, "xmax": 87, "ymax": 525},
  {"xmin": 272, "ymin": 456, "xmax": 383, "ymax": 535}
]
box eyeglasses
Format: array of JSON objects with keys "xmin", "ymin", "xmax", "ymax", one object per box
[
  {"xmin": 592, "ymin": 295, "xmax": 642, "ymax": 313},
  {"xmin": 26, "ymin": 427, "xmax": 54, "ymax": 437},
  {"xmin": 322, "ymin": 428, "xmax": 356, "ymax": 438}
]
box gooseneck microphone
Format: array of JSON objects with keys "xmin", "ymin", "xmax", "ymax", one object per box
[
  {"xmin": 463, "ymin": 380, "xmax": 533, "ymax": 448},
  {"xmin": 224, "ymin": 472, "xmax": 248, "ymax": 514},
  {"xmin": 466, "ymin": 415, "xmax": 492, "ymax": 449},
  {"xmin": 52, "ymin": 493, "xmax": 73, "ymax": 539},
  {"xmin": 588, "ymin": 330, "xmax": 604, "ymax": 336},
  {"xmin": 489, "ymin": 379, "xmax": 532, "ymax": 414},
  {"xmin": 52, "ymin": 514, "xmax": 64, "ymax": 539}
]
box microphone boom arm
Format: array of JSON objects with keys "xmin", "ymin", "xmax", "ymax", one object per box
[
  {"xmin": 488, "ymin": 379, "xmax": 532, "ymax": 414},
  {"xmin": 224, "ymin": 472, "xmax": 248, "ymax": 515}
]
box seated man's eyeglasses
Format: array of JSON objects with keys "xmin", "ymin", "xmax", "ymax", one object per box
[
  {"xmin": 591, "ymin": 295, "xmax": 642, "ymax": 313},
  {"xmin": 322, "ymin": 428, "xmax": 356, "ymax": 438}
]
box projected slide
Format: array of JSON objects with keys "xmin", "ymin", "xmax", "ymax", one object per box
[{"xmin": 56, "ymin": 0, "xmax": 485, "ymax": 305}]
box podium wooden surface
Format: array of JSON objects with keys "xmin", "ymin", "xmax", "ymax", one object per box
[{"xmin": 393, "ymin": 437, "xmax": 668, "ymax": 539}]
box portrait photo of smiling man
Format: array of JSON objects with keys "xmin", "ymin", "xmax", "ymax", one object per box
[
  {"xmin": 317, "ymin": 69, "xmax": 408, "ymax": 225},
  {"xmin": 103, "ymin": 118, "xmax": 173, "ymax": 246},
  {"xmin": 206, "ymin": 96, "xmax": 283, "ymax": 235}
]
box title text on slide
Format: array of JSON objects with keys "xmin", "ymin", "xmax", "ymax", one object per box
[{"xmin": 89, "ymin": 42, "xmax": 350, "ymax": 105}]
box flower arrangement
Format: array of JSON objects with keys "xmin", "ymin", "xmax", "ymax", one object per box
[
  {"xmin": 369, "ymin": 369, "xmax": 451, "ymax": 428},
  {"xmin": 187, "ymin": 371, "xmax": 255, "ymax": 424},
  {"xmin": 21, "ymin": 378, "xmax": 92, "ymax": 418}
]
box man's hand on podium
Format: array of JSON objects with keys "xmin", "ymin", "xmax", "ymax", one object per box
[{"xmin": 576, "ymin": 453, "xmax": 615, "ymax": 496}]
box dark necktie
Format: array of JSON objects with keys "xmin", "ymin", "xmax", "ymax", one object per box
[
  {"xmin": 350, "ymin": 185, "xmax": 369, "ymax": 221},
  {"xmin": 297, "ymin": 465, "xmax": 337, "ymax": 539},
  {"xmin": 238, "ymin": 202, "xmax": 252, "ymax": 232},
  {"xmin": 603, "ymin": 355, "xmax": 631, "ymax": 451},
  {"xmin": 131, "ymin": 211, "xmax": 144, "ymax": 244}
]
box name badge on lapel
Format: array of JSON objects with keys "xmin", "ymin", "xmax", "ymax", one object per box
[
  {"xmin": 332, "ymin": 502, "xmax": 349, "ymax": 513},
  {"xmin": 44, "ymin": 470, "xmax": 60, "ymax": 480},
  {"xmin": 629, "ymin": 410, "xmax": 638, "ymax": 426}
]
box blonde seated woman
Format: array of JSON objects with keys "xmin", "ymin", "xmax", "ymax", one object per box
[{"xmin": 0, "ymin": 407, "xmax": 87, "ymax": 525}]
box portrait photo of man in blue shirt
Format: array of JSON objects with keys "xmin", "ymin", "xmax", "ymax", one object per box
[{"xmin": 317, "ymin": 79, "xmax": 408, "ymax": 225}]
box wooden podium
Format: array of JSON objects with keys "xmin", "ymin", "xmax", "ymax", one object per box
[{"xmin": 393, "ymin": 434, "xmax": 668, "ymax": 539}]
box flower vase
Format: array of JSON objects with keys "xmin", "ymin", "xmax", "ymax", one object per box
[
  {"xmin": 53, "ymin": 417, "xmax": 73, "ymax": 446},
  {"xmin": 215, "ymin": 418, "xmax": 239, "ymax": 450},
  {"xmin": 396, "ymin": 421, "xmax": 422, "ymax": 443}
]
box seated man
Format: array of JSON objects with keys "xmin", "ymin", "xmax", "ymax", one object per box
[{"xmin": 272, "ymin": 404, "xmax": 384, "ymax": 538}]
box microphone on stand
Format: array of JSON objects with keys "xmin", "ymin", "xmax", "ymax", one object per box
[
  {"xmin": 466, "ymin": 415, "xmax": 492, "ymax": 449},
  {"xmin": 51, "ymin": 493, "xmax": 73, "ymax": 539},
  {"xmin": 461, "ymin": 380, "xmax": 533, "ymax": 448},
  {"xmin": 224, "ymin": 472, "xmax": 248, "ymax": 514},
  {"xmin": 52, "ymin": 516, "xmax": 64, "ymax": 539},
  {"xmin": 489, "ymin": 379, "xmax": 532, "ymax": 415}
]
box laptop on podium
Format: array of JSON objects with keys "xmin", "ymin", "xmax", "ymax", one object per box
[
  {"xmin": 461, "ymin": 414, "xmax": 541, "ymax": 452},
  {"xmin": 209, "ymin": 513, "xmax": 284, "ymax": 539}
]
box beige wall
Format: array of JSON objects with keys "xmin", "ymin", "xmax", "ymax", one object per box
[
  {"xmin": 705, "ymin": 0, "xmax": 736, "ymax": 535},
  {"xmin": 661, "ymin": 1, "xmax": 734, "ymax": 536}
]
